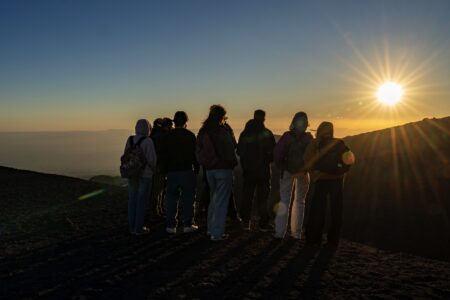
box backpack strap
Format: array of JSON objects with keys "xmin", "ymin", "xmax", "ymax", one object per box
[
  {"xmin": 129, "ymin": 136, "xmax": 147, "ymax": 149},
  {"xmin": 128, "ymin": 136, "xmax": 134, "ymax": 148},
  {"xmin": 135, "ymin": 136, "xmax": 147, "ymax": 146}
]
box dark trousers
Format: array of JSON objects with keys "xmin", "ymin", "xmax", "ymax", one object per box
[
  {"xmin": 240, "ymin": 176, "xmax": 270, "ymax": 225},
  {"xmin": 149, "ymin": 169, "xmax": 166, "ymax": 217},
  {"xmin": 305, "ymin": 178, "xmax": 343, "ymax": 245},
  {"xmin": 165, "ymin": 170, "xmax": 196, "ymax": 228}
]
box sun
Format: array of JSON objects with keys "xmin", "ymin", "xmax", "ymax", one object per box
[{"xmin": 377, "ymin": 81, "xmax": 403, "ymax": 106}]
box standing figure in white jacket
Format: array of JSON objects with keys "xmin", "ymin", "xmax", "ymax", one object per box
[{"xmin": 124, "ymin": 119, "xmax": 157, "ymax": 235}]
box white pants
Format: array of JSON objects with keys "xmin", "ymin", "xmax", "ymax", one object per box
[{"xmin": 275, "ymin": 172, "xmax": 310, "ymax": 238}]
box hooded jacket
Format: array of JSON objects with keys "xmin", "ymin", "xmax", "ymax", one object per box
[
  {"xmin": 274, "ymin": 130, "xmax": 313, "ymax": 172},
  {"xmin": 124, "ymin": 119, "xmax": 158, "ymax": 178}
]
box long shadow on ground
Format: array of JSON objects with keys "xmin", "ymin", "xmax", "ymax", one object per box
[{"xmin": 2, "ymin": 219, "xmax": 450, "ymax": 299}]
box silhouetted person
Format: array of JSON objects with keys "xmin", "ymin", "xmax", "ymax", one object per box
[
  {"xmin": 149, "ymin": 119, "xmax": 165, "ymax": 216},
  {"xmin": 160, "ymin": 111, "xmax": 199, "ymax": 234},
  {"xmin": 149, "ymin": 118, "xmax": 172, "ymax": 217},
  {"xmin": 223, "ymin": 121, "xmax": 239, "ymax": 220},
  {"xmin": 196, "ymin": 105, "xmax": 237, "ymax": 241},
  {"xmin": 237, "ymin": 110, "xmax": 276, "ymax": 231},
  {"xmin": 304, "ymin": 121, "xmax": 354, "ymax": 247},
  {"xmin": 162, "ymin": 117, "xmax": 174, "ymax": 131},
  {"xmin": 197, "ymin": 120, "xmax": 239, "ymax": 223},
  {"xmin": 273, "ymin": 112, "xmax": 313, "ymax": 239},
  {"xmin": 123, "ymin": 119, "xmax": 157, "ymax": 235}
]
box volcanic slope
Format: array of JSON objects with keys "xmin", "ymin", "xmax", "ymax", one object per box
[
  {"xmin": 1, "ymin": 166, "xmax": 450, "ymax": 299},
  {"xmin": 341, "ymin": 116, "xmax": 450, "ymax": 260}
]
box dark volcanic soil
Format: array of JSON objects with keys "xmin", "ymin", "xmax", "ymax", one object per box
[
  {"xmin": 3, "ymin": 222, "xmax": 450, "ymax": 300},
  {"xmin": 1, "ymin": 167, "xmax": 450, "ymax": 299}
]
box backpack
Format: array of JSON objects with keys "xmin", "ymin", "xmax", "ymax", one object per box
[
  {"xmin": 120, "ymin": 136, "xmax": 147, "ymax": 179},
  {"xmin": 196, "ymin": 133, "xmax": 218, "ymax": 169},
  {"xmin": 315, "ymin": 139, "xmax": 351, "ymax": 175},
  {"xmin": 285, "ymin": 132, "xmax": 309, "ymax": 173}
]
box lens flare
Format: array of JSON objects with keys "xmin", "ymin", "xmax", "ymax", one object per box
[
  {"xmin": 78, "ymin": 189, "xmax": 106, "ymax": 201},
  {"xmin": 273, "ymin": 202, "xmax": 287, "ymax": 216},
  {"xmin": 342, "ymin": 151, "xmax": 356, "ymax": 165}
]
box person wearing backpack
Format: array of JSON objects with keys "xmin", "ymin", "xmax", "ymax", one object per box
[
  {"xmin": 121, "ymin": 119, "xmax": 157, "ymax": 235},
  {"xmin": 303, "ymin": 121, "xmax": 355, "ymax": 247},
  {"xmin": 196, "ymin": 120, "xmax": 239, "ymax": 225},
  {"xmin": 196, "ymin": 105, "xmax": 238, "ymax": 241},
  {"xmin": 159, "ymin": 111, "xmax": 199, "ymax": 234},
  {"xmin": 237, "ymin": 110, "xmax": 276, "ymax": 231},
  {"xmin": 273, "ymin": 112, "xmax": 313, "ymax": 239}
]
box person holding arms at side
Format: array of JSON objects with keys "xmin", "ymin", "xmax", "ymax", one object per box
[
  {"xmin": 196, "ymin": 105, "xmax": 238, "ymax": 241},
  {"xmin": 273, "ymin": 112, "xmax": 313, "ymax": 239},
  {"xmin": 121, "ymin": 119, "xmax": 157, "ymax": 235},
  {"xmin": 160, "ymin": 111, "xmax": 199, "ymax": 234}
]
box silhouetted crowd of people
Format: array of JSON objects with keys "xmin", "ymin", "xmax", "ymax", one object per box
[{"xmin": 120, "ymin": 105, "xmax": 355, "ymax": 246}]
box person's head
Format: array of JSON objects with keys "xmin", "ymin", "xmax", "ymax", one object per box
[
  {"xmin": 135, "ymin": 119, "xmax": 152, "ymax": 136},
  {"xmin": 173, "ymin": 111, "xmax": 188, "ymax": 128},
  {"xmin": 153, "ymin": 118, "xmax": 164, "ymax": 128},
  {"xmin": 316, "ymin": 121, "xmax": 334, "ymax": 139},
  {"xmin": 162, "ymin": 117, "xmax": 173, "ymax": 131},
  {"xmin": 244, "ymin": 119, "xmax": 256, "ymax": 131},
  {"xmin": 204, "ymin": 104, "xmax": 227, "ymax": 126},
  {"xmin": 253, "ymin": 109, "xmax": 266, "ymax": 124},
  {"xmin": 289, "ymin": 111, "xmax": 309, "ymax": 133}
]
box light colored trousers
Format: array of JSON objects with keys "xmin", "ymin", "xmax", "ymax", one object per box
[
  {"xmin": 206, "ymin": 169, "xmax": 233, "ymax": 238},
  {"xmin": 274, "ymin": 171, "xmax": 310, "ymax": 238}
]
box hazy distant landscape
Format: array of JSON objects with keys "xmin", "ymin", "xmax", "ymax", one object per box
[
  {"xmin": 0, "ymin": 130, "xmax": 132, "ymax": 178},
  {"xmin": 0, "ymin": 127, "xmax": 244, "ymax": 178}
]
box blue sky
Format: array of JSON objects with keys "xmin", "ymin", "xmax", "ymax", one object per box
[{"xmin": 1, "ymin": 0, "xmax": 449, "ymax": 136}]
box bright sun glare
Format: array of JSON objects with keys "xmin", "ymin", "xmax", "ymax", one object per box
[{"xmin": 377, "ymin": 81, "xmax": 403, "ymax": 106}]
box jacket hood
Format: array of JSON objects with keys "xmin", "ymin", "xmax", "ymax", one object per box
[{"xmin": 135, "ymin": 119, "xmax": 152, "ymax": 136}]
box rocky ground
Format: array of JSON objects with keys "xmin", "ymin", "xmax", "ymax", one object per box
[{"xmin": 1, "ymin": 166, "xmax": 450, "ymax": 299}]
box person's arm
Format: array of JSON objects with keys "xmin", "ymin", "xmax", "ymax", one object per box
[
  {"xmin": 123, "ymin": 136, "xmax": 131, "ymax": 153},
  {"xmin": 191, "ymin": 133, "xmax": 200, "ymax": 174},
  {"xmin": 273, "ymin": 132, "xmax": 290, "ymax": 168},
  {"xmin": 236, "ymin": 131, "xmax": 245, "ymax": 157},
  {"xmin": 303, "ymin": 139, "xmax": 317, "ymax": 171},
  {"xmin": 224, "ymin": 122, "xmax": 237, "ymax": 148},
  {"xmin": 145, "ymin": 138, "xmax": 157, "ymax": 171},
  {"xmin": 266, "ymin": 130, "xmax": 276, "ymax": 163}
]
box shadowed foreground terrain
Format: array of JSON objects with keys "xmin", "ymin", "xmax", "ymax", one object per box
[
  {"xmin": 1, "ymin": 166, "xmax": 450, "ymax": 299},
  {"xmin": 342, "ymin": 117, "xmax": 450, "ymax": 260}
]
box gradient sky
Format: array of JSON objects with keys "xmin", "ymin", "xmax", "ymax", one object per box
[{"xmin": 1, "ymin": 0, "xmax": 449, "ymax": 137}]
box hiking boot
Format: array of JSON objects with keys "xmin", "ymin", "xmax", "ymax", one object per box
[
  {"xmin": 259, "ymin": 223, "xmax": 273, "ymax": 232},
  {"xmin": 291, "ymin": 233, "xmax": 302, "ymax": 240},
  {"xmin": 135, "ymin": 227, "xmax": 150, "ymax": 235},
  {"xmin": 240, "ymin": 220, "xmax": 251, "ymax": 231},
  {"xmin": 273, "ymin": 233, "xmax": 284, "ymax": 239},
  {"xmin": 306, "ymin": 241, "xmax": 321, "ymax": 248},
  {"xmin": 166, "ymin": 227, "xmax": 176, "ymax": 234},
  {"xmin": 249, "ymin": 221, "xmax": 260, "ymax": 232},
  {"xmin": 183, "ymin": 225, "xmax": 199, "ymax": 233},
  {"xmin": 210, "ymin": 233, "xmax": 229, "ymax": 241},
  {"xmin": 325, "ymin": 241, "xmax": 339, "ymax": 249}
]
